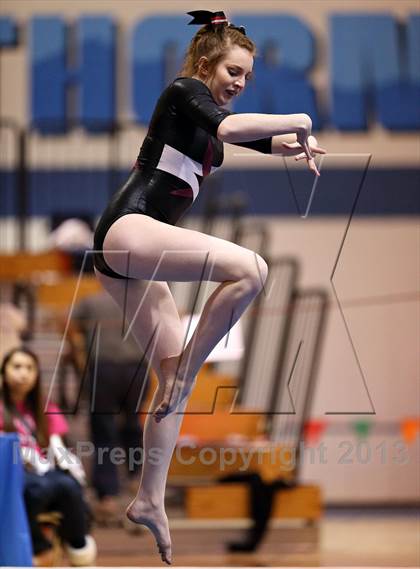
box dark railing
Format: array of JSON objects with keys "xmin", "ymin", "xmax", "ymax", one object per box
[{"xmin": 0, "ymin": 119, "xmax": 27, "ymax": 250}]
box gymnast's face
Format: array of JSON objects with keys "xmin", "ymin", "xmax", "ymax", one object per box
[{"xmin": 197, "ymin": 45, "xmax": 254, "ymax": 106}]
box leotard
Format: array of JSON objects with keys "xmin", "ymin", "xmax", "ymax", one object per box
[{"xmin": 93, "ymin": 77, "xmax": 272, "ymax": 279}]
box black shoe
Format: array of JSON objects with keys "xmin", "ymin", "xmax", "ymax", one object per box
[{"xmin": 227, "ymin": 539, "xmax": 258, "ymax": 552}]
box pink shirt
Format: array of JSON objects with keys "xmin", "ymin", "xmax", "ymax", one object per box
[{"xmin": 0, "ymin": 401, "xmax": 68, "ymax": 458}]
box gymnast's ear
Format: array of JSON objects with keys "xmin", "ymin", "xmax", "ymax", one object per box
[{"xmin": 197, "ymin": 56, "xmax": 210, "ymax": 78}]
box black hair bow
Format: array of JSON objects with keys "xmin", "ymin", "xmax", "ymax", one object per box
[{"xmin": 187, "ymin": 10, "xmax": 246, "ymax": 35}]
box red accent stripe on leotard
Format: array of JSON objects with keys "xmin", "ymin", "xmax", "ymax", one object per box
[{"xmin": 170, "ymin": 188, "xmax": 194, "ymax": 198}]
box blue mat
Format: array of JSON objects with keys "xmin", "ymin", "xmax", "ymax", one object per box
[{"xmin": 0, "ymin": 433, "xmax": 33, "ymax": 566}]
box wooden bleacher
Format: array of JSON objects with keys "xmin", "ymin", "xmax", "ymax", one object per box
[
  {"xmin": 36, "ymin": 275, "xmax": 102, "ymax": 312},
  {"xmin": 0, "ymin": 251, "xmax": 101, "ymax": 314},
  {"xmin": 0, "ymin": 251, "xmax": 72, "ymax": 281}
]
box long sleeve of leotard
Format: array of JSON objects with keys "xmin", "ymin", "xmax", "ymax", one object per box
[
  {"xmin": 231, "ymin": 137, "xmax": 272, "ymax": 154},
  {"xmin": 171, "ymin": 77, "xmax": 272, "ymax": 153},
  {"xmin": 171, "ymin": 77, "xmax": 232, "ymax": 138}
]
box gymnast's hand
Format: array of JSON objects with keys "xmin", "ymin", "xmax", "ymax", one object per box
[{"xmin": 282, "ymin": 134, "xmax": 326, "ymax": 177}]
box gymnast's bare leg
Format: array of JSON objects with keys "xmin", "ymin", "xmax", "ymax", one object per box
[
  {"xmin": 94, "ymin": 271, "xmax": 186, "ymax": 564},
  {"xmin": 102, "ymin": 213, "xmax": 268, "ymax": 419},
  {"xmin": 95, "ymin": 213, "xmax": 268, "ymax": 563}
]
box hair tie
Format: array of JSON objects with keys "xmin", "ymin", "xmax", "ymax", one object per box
[{"xmin": 187, "ymin": 10, "xmax": 246, "ymax": 35}]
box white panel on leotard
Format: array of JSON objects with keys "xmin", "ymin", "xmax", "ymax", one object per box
[{"xmin": 156, "ymin": 144, "xmax": 218, "ymax": 201}]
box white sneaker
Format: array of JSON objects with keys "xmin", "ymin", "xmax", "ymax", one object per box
[{"xmin": 65, "ymin": 535, "xmax": 97, "ymax": 566}]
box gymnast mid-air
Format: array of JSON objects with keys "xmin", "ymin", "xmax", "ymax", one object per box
[{"xmin": 93, "ymin": 9, "xmax": 325, "ymax": 564}]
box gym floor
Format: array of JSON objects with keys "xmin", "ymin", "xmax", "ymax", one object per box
[{"xmin": 56, "ymin": 503, "xmax": 420, "ymax": 566}]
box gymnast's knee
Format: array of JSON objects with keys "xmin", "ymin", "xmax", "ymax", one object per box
[{"xmin": 232, "ymin": 254, "xmax": 268, "ymax": 297}]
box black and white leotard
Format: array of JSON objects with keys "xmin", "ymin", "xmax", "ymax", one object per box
[{"xmin": 93, "ymin": 77, "xmax": 272, "ymax": 279}]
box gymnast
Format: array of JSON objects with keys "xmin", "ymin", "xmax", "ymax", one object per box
[{"xmin": 92, "ymin": 9, "xmax": 325, "ymax": 564}]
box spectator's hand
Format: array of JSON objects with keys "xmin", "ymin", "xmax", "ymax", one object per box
[
  {"xmin": 65, "ymin": 455, "xmax": 87, "ymax": 487},
  {"xmin": 49, "ymin": 434, "xmax": 87, "ymax": 486}
]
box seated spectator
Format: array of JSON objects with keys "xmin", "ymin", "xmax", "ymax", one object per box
[{"xmin": 0, "ymin": 347, "xmax": 96, "ymax": 567}]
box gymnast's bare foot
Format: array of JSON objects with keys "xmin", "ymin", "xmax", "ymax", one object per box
[
  {"xmin": 153, "ymin": 355, "xmax": 195, "ymax": 422},
  {"xmin": 126, "ymin": 498, "xmax": 172, "ymax": 564}
]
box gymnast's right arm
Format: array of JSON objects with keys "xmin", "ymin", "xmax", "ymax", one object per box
[
  {"xmin": 170, "ymin": 77, "xmax": 318, "ymax": 174},
  {"xmin": 171, "ymin": 77, "xmax": 310, "ymax": 142},
  {"xmin": 217, "ymin": 112, "xmax": 318, "ymax": 175},
  {"xmin": 216, "ymin": 112, "xmax": 312, "ymax": 144}
]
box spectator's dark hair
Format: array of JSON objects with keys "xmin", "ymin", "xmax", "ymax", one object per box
[{"xmin": 0, "ymin": 347, "xmax": 49, "ymax": 447}]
